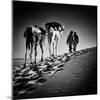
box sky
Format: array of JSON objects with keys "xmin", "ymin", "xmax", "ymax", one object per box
[{"xmin": 13, "ymin": 1, "xmax": 97, "ymax": 59}]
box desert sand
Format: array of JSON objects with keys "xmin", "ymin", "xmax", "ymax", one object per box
[{"xmin": 13, "ymin": 47, "xmax": 97, "ymax": 99}]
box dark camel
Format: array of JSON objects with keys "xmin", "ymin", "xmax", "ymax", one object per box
[{"xmin": 24, "ymin": 25, "xmax": 46, "ymax": 66}]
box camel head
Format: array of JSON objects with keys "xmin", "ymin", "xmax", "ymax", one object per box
[
  {"xmin": 59, "ymin": 25, "xmax": 64, "ymax": 37},
  {"xmin": 23, "ymin": 26, "xmax": 33, "ymax": 38}
]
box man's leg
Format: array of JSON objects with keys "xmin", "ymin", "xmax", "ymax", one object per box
[
  {"xmin": 69, "ymin": 43, "xmax": 72, "ymax": 53},
  {"xmin": 73, "ymin": 44, "xmax": 77, "ymax": 52}
]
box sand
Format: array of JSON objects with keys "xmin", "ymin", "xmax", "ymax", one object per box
[{"xmin": 13, "ymin": 47, "xmax": 97, "ymax": 99}]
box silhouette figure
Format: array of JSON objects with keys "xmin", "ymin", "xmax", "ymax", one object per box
[
  {"xmin": 24, "ymin": 25, "xmax": 46, "ymax": 66},
  {"xmin": 66, "ymin": 31, "xmax": 79, "ymax": 53},
  {"xmin": 45, "ymin": 22, "xmax": 64, "ymax": 57}
]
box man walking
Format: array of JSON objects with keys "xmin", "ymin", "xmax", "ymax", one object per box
[{"xmin": 66, "ymin": 31, "xmax": 79, "ymax": 53}]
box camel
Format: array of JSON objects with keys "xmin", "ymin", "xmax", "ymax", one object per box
[
  {"xmin": 45, "ymin": 22, "xmax": 64, "ymax": 58},
  {"xmin": 23, "ymin": 25, "xmax": 46, "ymax": 66}
]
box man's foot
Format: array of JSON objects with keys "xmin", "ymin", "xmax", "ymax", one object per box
[{"xmin": 69, "ymin": 50, "xmax": 72, "ymax": 53}]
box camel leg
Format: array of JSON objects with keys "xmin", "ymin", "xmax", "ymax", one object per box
[
  {"xmin": 52, "ymin": 42, "xmax": 54, "ymax": 57},
  {"xmin": 25, "ymin": 48, "xmax": 28, "ymax": 66},
  {"xmin": 34, "ymin": 44, "xmax": 37, "ymax": 64},
  {"xmin": 55, "ymin": 38, "xmax": 58, "ymax": 56},
  {"xmin": 55, "ymin": 33, "xmax": 60, "ymax": 56},
  {"xmin": 49, "ymin": 42, "xmax": 51, "ymax": 58},
  {"xmin": 51, "ymin": 32, "xmax": 55, "ymax": 57},
  {"xmin": 48, "ymin": 36, "xmax": 52, "ymax": 58},
  {"xmin": 40, "ymin": 43, "xmax": 43, "ymax": 62},
  {"xmin": 30, "ymin": 45, "xmax": 33, "ymax": 64}
]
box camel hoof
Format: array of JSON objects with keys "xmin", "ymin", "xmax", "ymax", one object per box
[
  {"xmin": 24, "ymin": 63, "xmax": 26, "ymax": 66},
  {"xmin": 23, "ymin": 64, "xmax": 27, "ymax": 69},
  {"xmin": 41, "ymin": 58, "xmax": 43, "ymax": 62},
  {"xmin": 34, "ymin": 61, "xmax": 36, "ymax": 64},
  {"xmin": 30, "ymin": 62, "xmax": 33, "ymax": 65}
]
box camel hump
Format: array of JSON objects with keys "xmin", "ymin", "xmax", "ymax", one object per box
[
  {"xmin": 38, "ymin": 27, "xmax": 46, "ymax": 35},
  {"xmin": 45, "ymin": 22, "xmax": 64, "ymax": 31}
]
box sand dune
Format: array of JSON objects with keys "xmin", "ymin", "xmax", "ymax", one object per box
[{"xmin": 13, "ymin": 47, "xmax": 97, "ymax": 99}]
